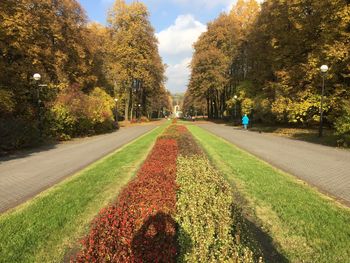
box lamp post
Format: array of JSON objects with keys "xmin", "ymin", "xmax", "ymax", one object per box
[
  {"xmin": 212, "ymin": 101, "xmax": 215, "ymax": 119},
  {"xmin": 233, "ymin": 95, "xmax": 238, "ymax": 118},
  {"xmin": 33, "ymin": 73, "xmax": 42, "ymax": 137},
  {"xmin": 138, "ymin": 104, "xmax": 141, "ymax": 121},
  {"xmin": 319, "ymin": 65, "xmax": 328, "ymax": 137},
  {"xmin": 132, "ymin": 79, "xmax": 142, "ymax": 121}
]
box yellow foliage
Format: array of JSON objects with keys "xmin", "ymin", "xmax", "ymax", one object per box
[{"xmin": 0, "ymin": 89, "xmax": 15, "ymax": 114}]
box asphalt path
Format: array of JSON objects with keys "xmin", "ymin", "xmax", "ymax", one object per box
[
  {"xmin": 197, "ymin": 123, "xmax": 350, "ymax": 205},
  {"xmin": 0, "ymin": 124, "xmax": 158, "ymax": 213}
]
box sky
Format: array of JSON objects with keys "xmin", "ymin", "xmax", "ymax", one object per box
[{"xmin": 78, "ymin": 0, "xmax": 257, "ymax": 93}]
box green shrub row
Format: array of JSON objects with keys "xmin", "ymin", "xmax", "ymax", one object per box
[
  {"xmin": 176, "ymin": 156, "xmax": 257, "ymax": 263},
  {"xmin": 159, "ymin": 125, "xmax": 202, "ymax": 156},
  {"xmin": 0, "ymin": 85, "xmax": 117, "ymax": 154},
  {"xmin": 46, "ymin": 86, "xmax": 117, "ymax": 140}
]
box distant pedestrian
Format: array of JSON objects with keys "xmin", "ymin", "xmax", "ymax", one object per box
[{"xmin": 242, "ymin": 114, "xmax": 249, "ymax": 130}]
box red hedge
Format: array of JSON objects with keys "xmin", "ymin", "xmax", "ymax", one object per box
[{"xmin": 73, "ymin": 138, "xmax": 178, "ymax": 263}]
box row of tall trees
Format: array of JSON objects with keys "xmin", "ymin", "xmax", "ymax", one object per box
[
  {"xmin": 107, "ymin": 0, "xmax": 170, "ymax": 121},
  {"xmin": 0, "ymin": 0, "xmax": 171, "ymax": 152},
  {"xmin": 186, "ymin": 0, "xmax": 259, "ymax": 119},
  {"xmin": 185, "ymin": 0, "xmax": 350, "ymax": 136}
]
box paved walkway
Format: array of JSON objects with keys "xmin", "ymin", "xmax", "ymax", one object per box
[
  {"xmin": 0, "ymin": 125, "xmax": 158, "ymax": 213},
  {"xmin": 197, "ymin": 123, "xmax": 350, "ymax": 204}
]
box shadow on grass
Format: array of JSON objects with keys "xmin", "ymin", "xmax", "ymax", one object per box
[
  {"xmin": 229, "ymin": 185, "xmax": 289, "ymax": 263},
  {"xmin": 231, "ymin": 204, "xmax": 289, "ymax": 263}
]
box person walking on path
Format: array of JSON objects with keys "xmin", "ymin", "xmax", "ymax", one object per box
[{"xmin": 242, "ymin": 114, "xmax": 249, "ymax": 130}]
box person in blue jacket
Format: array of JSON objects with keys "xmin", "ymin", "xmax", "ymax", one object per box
[{"xmin": 242, "ymin": 114, "xmax": 249, "ymax": 129}]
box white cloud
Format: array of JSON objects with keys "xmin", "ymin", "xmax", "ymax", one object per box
[
  {"xmin": 166, "ymin": 57, "xmax": 192, "ymax": 93},
  {"xmin": 156, "ymin": 14, "xmax": 206, "ymax": 93},
  {"xmin": 156, "ymin": 14, "xmax": 206, "ymax": 58}
]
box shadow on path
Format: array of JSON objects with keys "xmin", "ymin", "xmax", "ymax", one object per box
[
  {"xmin": 206, "ymin": 120, "xmax": 346, "ymax": 149},
  {"xmin": 0, "ymin": 143, "xmax": 58, "ymax": 163}
]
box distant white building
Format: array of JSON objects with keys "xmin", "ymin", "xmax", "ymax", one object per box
[
  {"xmin": 172, "ymin": 93, "xmax": 184, "ymax": 118},
  {"xmin": 174, "ymin": 104, "xmax": 183, "ymax": 118}
]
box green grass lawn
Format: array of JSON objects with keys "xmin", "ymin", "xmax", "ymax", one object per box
[
  {"xmin": 188, "ymin": 125, "xmax": 350, "ymax": 263},
  {"xmin": 0, "ymin": 125, "xmax": 165, "ymax": 263}
]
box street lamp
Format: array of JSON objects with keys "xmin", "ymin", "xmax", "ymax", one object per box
[
  {"xmin": 319, "ymin": 65, "xmax": 328, "ymax": 137},
  {"xmin": 33, "ymin": 73, "xmax": 42, "ymax": 137},
  {"xmin": 233, "ymin": 95, "xmax": 238, "ymax": 118},
  {"xmin": 138, "ymin": 104, "xmax": 141, "ymax": 121},
  {"xmin": 33, "ymin": 73, "xmax": 41, "ymax": 81},
  {"xmin": 212, "ymin": 101, "xmax": 215, "ymax": 119}
]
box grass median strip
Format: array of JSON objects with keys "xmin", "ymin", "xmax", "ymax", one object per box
[
  {"xmin": 188, "ymin": 125, "xmax": 350, "ymax": 263},
  {"xmin": 0, "ymin": 125, "xmax": 165, "ymax": 263}
]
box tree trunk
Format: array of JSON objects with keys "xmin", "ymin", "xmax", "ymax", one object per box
[
  {"xmin": 130, "ymin": 104, "xmax": 134, "ymax": 120},
  {"xmin": 142, "ymin": 90, "xmax": 147, "ymax": 117},
  {"xmin": 206, "ymin": 94, "xmax": 210, "ymax": 119},
  {"xmin": 130, "ymin": 89, "xmax": 134, "ymax": 121},
  {"xmin": 124, "ymin": 88, "xmax": 130, "ymax": 121}
]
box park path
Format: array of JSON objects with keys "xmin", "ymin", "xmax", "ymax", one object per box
[
  {"xmin": 197, "ymin": 123, "xmax": 350, "ymax": 205},
  {"xmin": 0, "ymin": 124, "xmax": 159, "ymax": 213}
]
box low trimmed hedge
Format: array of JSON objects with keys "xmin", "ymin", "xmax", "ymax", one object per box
[
  {"xmin": 73, "ymin": 138, "xmax": 178, "ymax": 262},
  {"xmin": 176, "ymin": 156, "xmax": 256, "ymax": 263},
  {"xmin": 72, "ymin": 124, "xmax": 261, "ymax": 262},
  {"xmin": 159, "ymin": 125, "xmax": 202, "ymax": 156}
]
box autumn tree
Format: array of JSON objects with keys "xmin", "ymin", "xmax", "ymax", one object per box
[
  {"xmin": 188, "ymin": 14, "xmax": 233, "ymax": 119},
  {"xmin": 148, "ymin": 86, "xmax": 172, "ymax": 118},
  {"xmin": 245, "ymin": 0, "xmax": 350, "ymax": 127},
  {"xmin": 186, "ymin": 0, "xmax": 350, "ymax": 142},
  {"xmin": 0, "ymin": 0, "xmax": 116, "ymax": 152},
  {"xmin": 182, "ymin": 89, "xmax": 206, "ymax": 116},
  {"xmin": 107, "ymin": 0, "xmax": 165, "ymax": 121},
  {"xmin": 186, "ymin": 0, "xmax": 259, "ymax": 119},
  {"xmin": 84, "ymin": 23, "xmax": 114, "ymax": 94}
]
